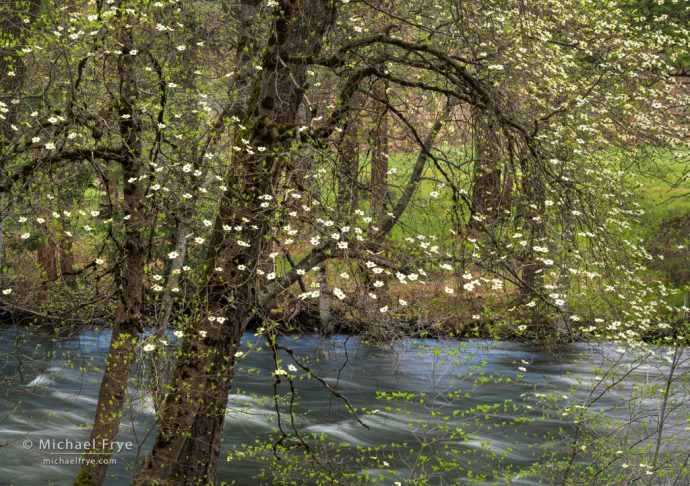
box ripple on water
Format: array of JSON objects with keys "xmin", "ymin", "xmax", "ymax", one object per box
[
  {"xmin": 23, "ymin": 374, "xmax": 54, "ymax": 388},
  {"xmin": 51, "ymin": 390, "xmax": 99, "ymax": 407},
  {"xmin": 303, "ymin": 421, "xmax": 375, "ymax": 447}
]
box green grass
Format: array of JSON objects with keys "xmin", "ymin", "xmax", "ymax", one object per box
[
  {"xmin": 388, "ymin": 145, "xmax": 690, "ymax": 235},
  {"xmin": 376, "ymin": 146, "xmax": 471, "ymax": 241},
  {"xmin": 631, "ymin": 147, "xmax": 690, "ymax": 222}
]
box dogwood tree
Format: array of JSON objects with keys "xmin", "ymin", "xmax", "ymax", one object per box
[{"xmin": 0, "ymin": 0, "xmax": 687, "ymax": 484}]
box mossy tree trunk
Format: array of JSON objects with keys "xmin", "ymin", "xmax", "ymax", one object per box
[
  {"xmin": 135, "ymin": 1, "xmax": 337, "ymax": 483},
  {"xmin": 151, "ymin": 0, "xmax": 263, "ymax": 415},
  {"xmin": 76, "ymin": 7, "xmax": 146, "ymax": 485}
]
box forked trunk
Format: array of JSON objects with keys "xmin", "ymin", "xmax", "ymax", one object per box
[{"xmin": 136, "ymin": 1, "xmax": 336, "ymax": 483}]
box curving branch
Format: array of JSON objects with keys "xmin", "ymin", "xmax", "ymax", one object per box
[{"xmin": 0, "ymin": 147, "xmax": 125, "ymax": 193}]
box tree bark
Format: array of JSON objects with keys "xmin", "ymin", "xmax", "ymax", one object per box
[
  {"xmin": 150, "ymin": 0, "xmax": 263, "ymax": 415},
  {"xmin": 519, "ymin": 155, "xmax": 545, "ymax": 299},
  {"xmin": 469, "ymin": 109, "xmax": 511, "ymax": 227},
  {"xmin": 37, "ymin": 236, "xmax": 58, "ymax": 280},
  {"xmin": 150, "ymin": 217, "xmax": 189, "ymax": 414},
  {"xmin": 337, "ymin": 92, "xmax": 362, "ymax": 216},
  {"xmin": 371, "ymin": 79, "xmax": 389, "ymax": 223},
  {"xmin": 135, "ymin": 1, "xmax": 337, "ymax": 483},
  {"xmin": 60, "ymin": 213, "xmax": 74, "ymax": 284},
  {"xmin": 318, "ymin": 265, "xmax": 333, "ymax": 334},
  {"xmin": 76, "ymin": 7, "xmax": 146, "ymax": 485}
]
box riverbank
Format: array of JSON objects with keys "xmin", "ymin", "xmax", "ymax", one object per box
[{"xmin": 2, "ymin": 279, "xmax": 688, "ymax": 351}]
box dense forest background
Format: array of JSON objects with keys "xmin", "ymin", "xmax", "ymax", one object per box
[{"xmin": 0, "ymin": 0, "xmax": 688, "ymax": 484}]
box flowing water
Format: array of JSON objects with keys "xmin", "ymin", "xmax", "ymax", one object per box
[{"xmin": 0, "ymin": 325, "xmax": 688, "ymax": 485}]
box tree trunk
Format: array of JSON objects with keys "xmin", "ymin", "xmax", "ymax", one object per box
[
  {"xmin": 469, "ymin": 109, "xmax": 511, "ymax": 227},
  {"xmin": 318, "ymin": 266, "xmax": 333, "ymax": 334},
  {"xmin": 371, "ymin": 79, "xmax": 389, "ymax": 223},
  {"xmin": 150, "ymin": 0, "xmax": 262, "ymax": 415},
  {"xmin": 157, "ymin": 221, "xmax": 189, "ymax": 331},
  {"xmin": 0, "ymin": 213, "xmax": 5, "ymax": 273},
  {"xmin": 519, "ymin": 156, "xmax": 545, "ymax": 300},
  {"xmin": 76, "ymin": 8, "xmax": 146, "ymax": 485},
  {"xmin": 150, "ymin": 218, "xmax": 189, "ymax": 415},
  {"xmin": 136, "ymin": 1, "xmax": 337, "ymax": 483},
  {"xmin": 338, "ymin": 92, "xmax": 362, "ymax": 216},
  {"xmin": 37, "ymin": 237, "xmax": 58, "ymax": 280}
]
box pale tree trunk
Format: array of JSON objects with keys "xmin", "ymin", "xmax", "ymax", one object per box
[
  {"xmin": 135, "ymin": 2, "xmax": 337, "ymax": 483},
  {"xmin": 150, "ymin": 218, "xmax": 189, "ymax": 415},
  {"xmin": 58, "ymin": 169, "xmax": 80, "ymax": 284},
  {"xmin": 76, "ymin": 7, "xmax": 146, "ymax": 485},
  {"xmin": 318, "ymin": 265, "xmax": 333, "ymax": 334},
  {"xmin": 371, "ymin": 79, "xmax": 389, "ymax": 223},
  {"xmin": 149, "ymin": 7, "xmax": 203, "ymax": 408},
  {"xmin": 33, "ymin": 149, "xmax": 59, "ymax": 282},
  {"xmin": 0, "ymin": 216, "xmax": 5, "ymax": 274},
  {"xmin": 332, "ymin": 91, "xmax": 364, "ymax": 326},
  {"xmin": 294, "ymin": 102, "xmax": 313, "ymax": 195},
  {"xmin": 363, "ymin": 80, "xmax": 390, "ymax": 318},
  {"xmin": 0, "ymin": 200, "xmax": 7, "ymax": 288},
  {"xmin": 156, "ymin": 221, "xmax": 189, "ymax": 333},
  {"xmin": 155, "ymin": 0, "xmax": 260, "ymax": 336},
  {"xmin": 152, "ymin": 3, "xmax": 201, "ymax": 340},
  {"xmin": 36, "ymin": 190, "xmax": 59, "ymax": 281}
]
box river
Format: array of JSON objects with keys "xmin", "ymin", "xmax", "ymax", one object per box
[{"xmin": 0, "ymin": 325, "xmax": 688, "ymax": 485}]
